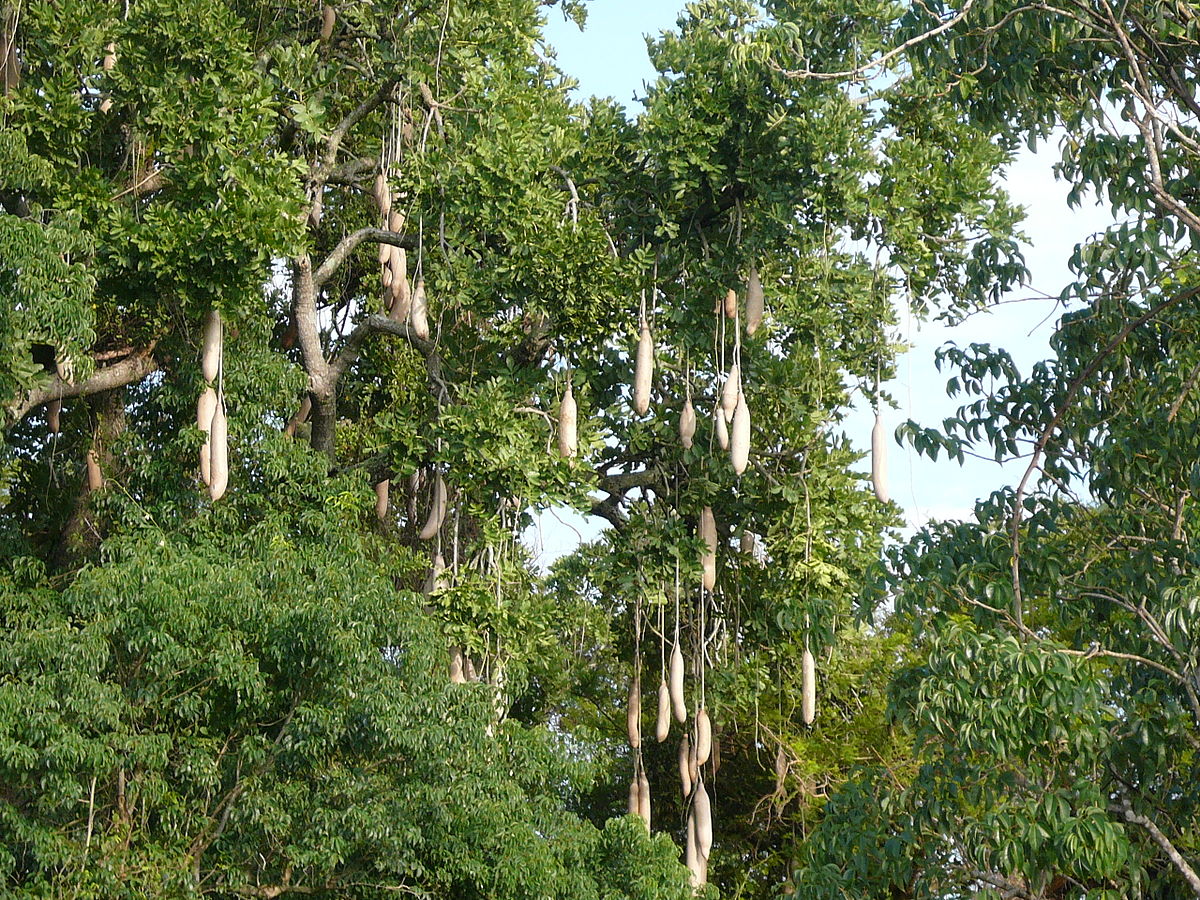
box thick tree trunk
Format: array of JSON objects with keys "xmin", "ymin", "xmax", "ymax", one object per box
[
  {"xmin": 52, "ymin": 387, "xmax": 126, "ymax": 570},
  {"xmin": 291, "ymin": 255, "xmax": 339, "ymax": 461},
  {"xmin": 308, "ymin": 388, "xmax": 337, "ymax": 460}
]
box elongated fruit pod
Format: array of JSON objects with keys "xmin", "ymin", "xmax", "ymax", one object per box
[
  {"xmin": 201, "ymin": 310, "xmax": 223, "ymax": 383},
  {"xmin": 711, "ymin": 734, "xmax": 721, "ymax": 773},
  {"xmin": 380, "ymin": 261, "xmax": 393, "ymax": 289},
  {"xmin": 699, "ymin": 506, "xmax": 717, "ymax": 592},
  {"xmin": 449, "ymin": 645, "xmax": 466, "ymax": 684},
  {"xmin": 695, "ymin": 707, "xmax": 712, "ymax": 766},
  {"xmin": 679, "ymin": 397, "xmax": 696, "ymax": 449},
  {"xmin": 802, "ymin": 647, "xmax": 816, "ymax": 725},
  {"xmin": 378, "ymin": 240, "xmax": 391, "ymax": 265},
  {"xmin": 685, "ymin": 809, "xmax": 703, "ymax": 887},
  {"xmin": 723, "ymin": 288, "xmax": 737, "ymax": 319},
  {"xmin": 558, "ymin": 382, "xmax": 577, "ymax": 458},
  {"xmin": 740, "ymin": 529, "xmax": 755, "ymax": 555},
  {"xmin": 373, "ymin": 173, "xmax": 390, "ymax": 218},
  {"xmin": 626, "ymin": 672, "xmax": 641, "ymax": 750},
  {"xmin": 86, "ymin": 448, "xmax": 103, "ymax": 491},
  {"xmin": 633, "ymin": 319, "xmax": 653, "ymax": 415},
  {"xmin": 388, "ymin": 209, "xmax": 405, "ymax": 234},
  {"xmin": 197, "ymin": 386, "xmax": 218, "ymax": 484},
  {"xmin": 410, "ymin": 279, "xmax": 430, "ymax": 341},
  {"xmin": 627, "ymin": 776, "xmax": 640, "ymax": 817},
  {"xmin": 730, "ymin": 391, "xmax": 750, "ymax": 475},
  {"xmin": 688, "ymin": 733, "xmax": 699, "ymax": 785},
  {"xmin": 721, "ymin": 363, "xmax": 740, "ymax": 422},
  {"xmin": 746, "ymin": 265, "xmax": 764, "ymax": 335},
  {"xmin": 678, "ymin": 734, "xmax": 692, "ymax": 798},
  {"xmin": 871, "ymin": 411, "xmax": 889, "ymax": 503},
  {"xmin": 418, "ymin": 472, "xmax": 446, "ymax": 540},
  {"xmin": 435, "ymin": 554, "xmax": 451, "ymax": 592},
  {"xmin": 388, "ymin": 246, "xmax": 411, "ymax": 320},
  {"xmin": 715, "ymin": 402, "xmax": 729, "ymax": 450},
  {"xmin": 47, "ymin": 399, "xmax": 61, "ymax": 434},
  {"xmin": 693, "ymin": 779, "xmax": 713, "ymax": 858},
  {"xmin": 774, "ymin": 743, "xmax": 788, "ymax": 793},
  {"xmin": 655, "ymin": 678, "xmax": 670, "ymax": 742},
  {"xmin": 374, "ymin": 480, "xmax": 389, "ymax": 521},
  {"xmin": 637, "ymin": 770, "xmax": 651, "ymax": 830},
  {"xmin": 422, "ymin": 552, "xmax": 447, "ymax": 596},
  {"xmin": 319, "ymin": 4, "xmax": 335, "ymax": 41},
  {"xmin": 208, "ymin": 399, "xmax": 228, "ymax": 501},
  {"xmin": 669, "ymin": 642, "xmax": 687, "ymax": 723},
  {"xmin": 102, "ymin": 42, "xmax": 117, "ymax": 71}
]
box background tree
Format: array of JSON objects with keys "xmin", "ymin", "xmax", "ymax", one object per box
[
  {"xmin": 0, "ymin": 0, "xmax": 1027, "ymax": 896},
  {"xmin": 777, "ymin": 0, "xmax": 1200, "ymax": 896}
]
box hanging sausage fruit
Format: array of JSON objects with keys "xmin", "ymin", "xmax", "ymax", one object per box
[
  {"xmin": 730, "ymin": 390, "xmax": 750, "ymax": 475},
  {"xmin": 802, "ymin": 644, "xmax": 817, "ymax": 726},
  {"xmin": 633, "ymin": 315, "xmax": 653, "ymax": 415},
  {"xmin": 679, "ymin": 396, "xmax": 696, "ymax": 450},
  {"xmin": 698, "ymin": 506, "xmax": 717, "ymax": 592},
  {"xmin": 669, "ymin": 640, "xmax": 687, "ymax": 723},
  {"xmin": 872, "ymin": 409, "xmax": 889, "ymax": 503},
  {"xmin": 208, "ymin": 399, "xmax": 229, "ymax": 501},
  {"xmin": 418, "ymin": 471, "xmax": 446, "ymax": 540},
  {"xmin": 746, "ymin": 264, "xmax": 764, "ymax": 336},
  {"xmin": 626, "ymin": 670, "xmax": 641, "ymax": 750},
  {"xmin": 695, "ymin": 707, "xmax": 712, "ymax": 765},
  {"xmin": 197, "ymin": 310, "xmax": 227, "ymax": 500},
  {"xmin": 558, "ymin": 380, "xmax": 578, "ymax": 458}
]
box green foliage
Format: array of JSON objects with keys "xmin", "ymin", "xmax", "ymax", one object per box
[
  {"xmin": 787, "ymin": 1, "xmax": 1200, "ymax": 895},
  {"xmin": 0, "ymin": 0, "xmax": 1045, "ymax": 895},
  {"xmin": 0, "ymin": 510, "xmax": 693, "ymax": 898}
]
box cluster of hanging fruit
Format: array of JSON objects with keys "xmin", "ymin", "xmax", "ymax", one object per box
[
  {"xmin": 375, "ymin": 459, "xmax": 471, "ymax": 681},
  {"xmin": 624, "ymin": 575, "xmax": 716, "ymax": 889},
  {"xmin": 547, "ymin": 262, "xmax": 896, "ymax": 889},
  {"xmin": 373, "ymin": 169, "xmax": 429, "ymax": 339},
  {"xmin": 369, "ymin": 134, "xmax": 480, "ymax": 684}
]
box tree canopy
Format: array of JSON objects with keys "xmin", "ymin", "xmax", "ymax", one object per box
[{"xmin": 2, "ymin": 0, "xmax": 1198, "ymax": 897}]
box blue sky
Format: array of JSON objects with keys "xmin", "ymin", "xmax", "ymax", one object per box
[{"xmin": 525, "ymin": 2, "xmax": 1104, "ymax": 563}]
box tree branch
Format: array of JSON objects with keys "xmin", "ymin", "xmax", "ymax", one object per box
[
  {"xmin": 588, "ymin": 470, "xmax": 661, "ymax": 526},
  {"xmin": 965, "ymin": 869, "xmax": 1033, "ymax": 900},
  {"xmin": 312, "ymin": 228, "xmax": 417, "ymax": 289},
  {"xmin": 774, "ymin": 0, "xmax": 980, "ymax": 81},
  {"xmin": 589, "ymin": 494, "xmax": 625, "ymax": 527},
  {"xmin": 5, "ymin": 348, "xmax": 159, "ymax": 427},
  {"xmin": 598, "ymin": 469, "xmax": 659, "ymax": 495},
  {"xmin": 312, "ymin": 79, "xmax": 399, "ymax": 186},
  {"xmin": 291, "ymin": 256, "xmax": 328, "ymax": 386},
  {"xmin": 328, "ymin": 314, "xmax": 432, "ymax": 381},
  {"xmin": 325, "ymin": 157, "xmax": 378, "ymax": 185},
  {"xmin": 1116, "ymin": 795, "xmax": 1200, "ymax": 896}
]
